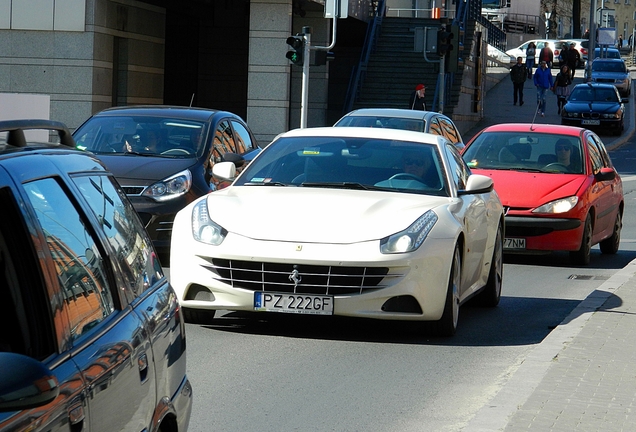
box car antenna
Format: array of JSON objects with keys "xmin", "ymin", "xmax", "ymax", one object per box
[
  {"xmin": 530, "ymin": 100, "xmax": 540, "ymax": 131},
  {"xmin": 190, "ymin": 93, "xmax": 195, "ymax": 107}
]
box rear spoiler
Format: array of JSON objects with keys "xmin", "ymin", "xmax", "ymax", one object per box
[{"xmin": 0, "ymin": 119, "xmax": 76, "ymax": 148}]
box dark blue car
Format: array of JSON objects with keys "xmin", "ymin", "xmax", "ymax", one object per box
[{"xmin": 561, "ymin": 83, "xmax": 628, "ymax": 135}]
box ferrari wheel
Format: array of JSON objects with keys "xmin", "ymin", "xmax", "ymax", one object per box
[
  {"xmin": 476, "ymin": 224, "xmax": 503, "ymax": 307},
  {"xmin": 434, "ymin": 245, "xmax": 461, "ymax": 336}
]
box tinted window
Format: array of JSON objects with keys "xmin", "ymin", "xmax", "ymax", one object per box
[
  {"xmin": 231, "ymin": 120, "xmax": 256, "ymax": 153},
  {"xmin": 428, "ymin": 117, "xmax": 443, "ymax": 136},
  {"xmin": 24, "ymin": 178, "xmax": 115, "ymax": 342},
  {"xmin": 73, "ymin": 174, "xmax": 163, "ymax": 301}
]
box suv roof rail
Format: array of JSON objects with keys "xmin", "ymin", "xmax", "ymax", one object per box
[{"xmin": 0, "ymin": 119, "xmax": 76, "ymax": 148}]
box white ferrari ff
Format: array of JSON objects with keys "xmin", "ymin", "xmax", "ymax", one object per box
[{"xmin": 170, "ymin": 127, "xmax": 504, "ymax": 336}]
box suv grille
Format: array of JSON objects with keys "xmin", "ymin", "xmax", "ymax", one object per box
[{"xmin": 206, "ymin": 259, "xmax": 401, "ymax": 295}]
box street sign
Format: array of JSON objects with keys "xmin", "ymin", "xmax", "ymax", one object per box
[{"xmin": 324, "ymin": 0, "xmax": 348, "ymax": 19}]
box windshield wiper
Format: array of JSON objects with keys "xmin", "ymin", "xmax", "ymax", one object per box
[
  {"xmin": 244, "ymin": 181, "xmax": 287, "ymax": 186},
  {"xmin": 300, "ymin": 182, "xmax": 374, "ymax": 190}
]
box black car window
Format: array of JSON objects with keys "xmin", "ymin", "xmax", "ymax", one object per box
[
  {"xmin": 231, "ymin": 120, "xmax": 256, "ymax": 153},
  {"xmin": 23, "ymin": 177, "xmax": 115, "ymax": 343},
  {"xmin": 590, "ymin": 133, "xmax": 613, "ymax": 167},
  {"xmin": 0, "ymin": 186, "xmax": 56, "ymax": 359},
  {"xmin": 213, "ymin": 120, "xmax": 236, "ymax": 162},
  {"xmin": 72, "ymin": 174, "xmax": 163, "ymax": 301}
]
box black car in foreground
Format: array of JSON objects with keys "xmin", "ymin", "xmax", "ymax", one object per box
[
  {"xmin": 0, "ymin": 120, "xmax": 191, "ymax": 432},
  {"xmin": 73, "ymin": 106, "xmax": 260, "ymax": 264},
  {"xmin": 561, "ymin": 83, "xmax": 628, "ymax": 135}
]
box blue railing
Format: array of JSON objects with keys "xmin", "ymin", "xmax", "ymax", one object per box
[{"xmin": 343, "ymin": 0, "xmax": 386, "ymax": 114}]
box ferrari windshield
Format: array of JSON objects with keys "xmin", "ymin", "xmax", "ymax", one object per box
[
  {"xmin": 235, "ymin": 136, "xmax": 450, "ymax": 196},
  {"xmin": 463, "ymin": 132, "xmax": 584, "ymax": 174}
]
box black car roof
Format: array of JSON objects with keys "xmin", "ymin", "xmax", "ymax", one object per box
[{"xmin": 90, "ymin": 105, "xmax": 236, "ymax": 122}]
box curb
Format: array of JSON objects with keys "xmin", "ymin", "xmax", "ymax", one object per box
[{"xmin": 463, "ymin": 258, "xmax": 636, "ymax": 432}]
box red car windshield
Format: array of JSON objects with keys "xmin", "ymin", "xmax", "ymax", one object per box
[{"xmin": 463, "ymin": 132, "xmax": 584, "ymax": 174}]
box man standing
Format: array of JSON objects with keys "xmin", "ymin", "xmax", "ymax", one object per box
[
  {"xmin": 565, "ymin": 43, "xmax": 580, "ymax": 79},
  {"xmin": 539, "ymin": 42, "xmax": 554, "ymax": 69},
  {"xmin": 533, "ymin": 60, "xmax": 554, "ymax": 117},
  {"xmin": 510, "ymin": 56, "xmax": 528, "ymax": 106},
  {"xmin": 409, "ymin": 84, "xmax": 427, "ymax": 110}
]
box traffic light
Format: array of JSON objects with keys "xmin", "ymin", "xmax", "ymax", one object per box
[
  {"xmin": 445, "ymin": 25, "xmax": 460, "ymax": 73},
  {"xmin": 286, "ymin": 35, "xmax": 305, "ymax": 66},
  {"xmin": 436, "ymin": 27, "xmax": 454, "ymax": 56}
]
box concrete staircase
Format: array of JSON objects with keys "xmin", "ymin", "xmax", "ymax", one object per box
[{"xmin": 351, "ymin": 17, "xmax": 470, "ymax": 116}]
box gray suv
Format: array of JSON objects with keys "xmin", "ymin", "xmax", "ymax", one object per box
[{"xmin": 0, "ymin": 120, "xmax": 192, "ymax": 431}]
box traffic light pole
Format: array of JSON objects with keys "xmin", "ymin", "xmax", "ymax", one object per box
[{"xmin": 300, "ymin": 27, "xmax": 311, "ymax": 128}]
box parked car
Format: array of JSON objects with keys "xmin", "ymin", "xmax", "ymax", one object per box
[
  {"xmin": 462, "ymin": 123, "xmax": 623, "ymax": 265},
  {"xmin": 505, "ymin": 39, "xmax": 563, "ymax": 66},
  {"xmin": 586, "ymin": 58, "xmax": 631, "ymax": 96},
  {"xmin": 73, "ymin": 106, "xmax": 260, "ymax": 264},
  {"xmin": 561, "ymin": 83, "xmax": 627, "ymax": 135},
  {"xmin": 170, "ymin": 127, "xmax": 505, "ymax": 336},
  {"xmin": 560, "ymin": 39, "xmax": 588, "ymax": 68},
  {"xmin": 334, "ymin": 108, "xmax": 465, "ymax": 149},
  {"xmin": 592, "ymin": 47, "xmax": 621, "ymax": 60},
  {"xmin": 0, "ymin": 120, "xmax": 192, "ymax": 431}
]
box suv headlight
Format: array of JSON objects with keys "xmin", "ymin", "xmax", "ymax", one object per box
[
  {"xmin": 142, "ymin": 169, "xmax": 192, "ymax": 201},
  {"xmin": 380, "ymin": 211, "xmax": 438, "ymax": 254},
  {"xmin": 192, "ymin": 199, "xmax": 227, "ymax": 245},
  {"xmin": 533, "ymin": 196, "xmax": 578, "ymax": 214}
]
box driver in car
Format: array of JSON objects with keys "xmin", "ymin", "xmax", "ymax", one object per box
[
  {"xmin": 555, "ymin": 139, "xmax": 574, "ymax": 170},
  {"xmin": 402, "ymin": 150, "xmax": 441, "ymax": 189}
]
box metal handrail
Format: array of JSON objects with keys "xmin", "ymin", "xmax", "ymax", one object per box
[{"xmin": 343, "ymin": 0, "xmax": 387, "ymax": 114}]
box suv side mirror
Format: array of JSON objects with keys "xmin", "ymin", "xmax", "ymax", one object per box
[{"xmin": 0, "ymin": 352, "xmax": 59, "ymax": 412}]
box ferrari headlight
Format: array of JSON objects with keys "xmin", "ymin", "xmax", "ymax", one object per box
[
  {"xmin": 192, "ymin": 199, "xmax": 227, "ymax": 245},
  {"xmin": 533, "ymin": 196, "xmax": 578, "ymax": 214},
  {"xmin": 380, "ymin": 211, "xmax": 438, "ymax": 254},
  {"xmin": 142, "ymin": 169, "xmax": 192, "ymax": 202}
]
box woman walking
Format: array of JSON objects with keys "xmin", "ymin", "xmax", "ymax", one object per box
[
  {"xmin": 526, "ymin": 42, "xmax": 537, "ymax": 78},
  {"xmin": 554, "ymin": 65, "xmax": 572, "ymax": 115}
]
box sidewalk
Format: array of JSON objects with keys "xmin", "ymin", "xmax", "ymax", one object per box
[
  {"xmin": 462, "ymin": 68, "xmax": 636, "ymax": 431},
  {"xmin": 462, "ymin": 67, "xmax": 636, "ymax": 150}
]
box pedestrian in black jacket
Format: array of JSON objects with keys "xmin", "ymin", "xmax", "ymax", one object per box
[{"xmin": 510, "ymin": 56, "xmax": 528, "ymax": 106}]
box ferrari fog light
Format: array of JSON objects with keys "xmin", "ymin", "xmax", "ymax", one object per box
[
  {"xmin": 380, "ymin": 211, "xmax": 438, "ymax": 254},
  {"xmin": 532, "ymin": 196, "xmax": 578, "ymax": 214},
  {"xmin": 192, "ymin": 199, "xmax": 227, "ymax": 245}
]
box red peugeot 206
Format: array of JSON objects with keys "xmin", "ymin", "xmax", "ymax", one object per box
[{"xmin": 462, "ymin": 123, "xmax": 623, "ymax": 265}]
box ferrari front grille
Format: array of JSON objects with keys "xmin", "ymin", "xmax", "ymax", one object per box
[{"xmin": 205, "ymin": 259, "xmax": 402, "ymax": 295}]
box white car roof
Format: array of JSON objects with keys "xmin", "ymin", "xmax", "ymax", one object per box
[
  {"xmin": 340, "ymin": 108, "xmax": 434, "ymax": 120},
  {"xmin": 278, "ymin": 126, "xmax": 447, "ymax": 146}
]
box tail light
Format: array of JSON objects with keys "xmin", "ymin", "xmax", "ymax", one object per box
[{"xmin": 581, "ymin": 48, "xmax": 588, "ymax": 55}]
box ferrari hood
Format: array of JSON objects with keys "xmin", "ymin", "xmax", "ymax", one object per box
[
  {"xmin": 95, "ymin": 155, "xmax": 195, "ymax": 184},
  {"xmin": 473, "ymin": 169, "xmax": 585, "ymax": 208},
  {"xmin": 205, "ymin": 187, "xmax": 450, "ymax": 243}
]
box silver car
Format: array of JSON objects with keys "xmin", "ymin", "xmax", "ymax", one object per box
[
  {"xmin": 334, "ymin": 108, "xmax": 465, "ymax": 150},
  {"xmin": 589, "ymin": 58, "xmax": 631, "ymax": 96}
]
